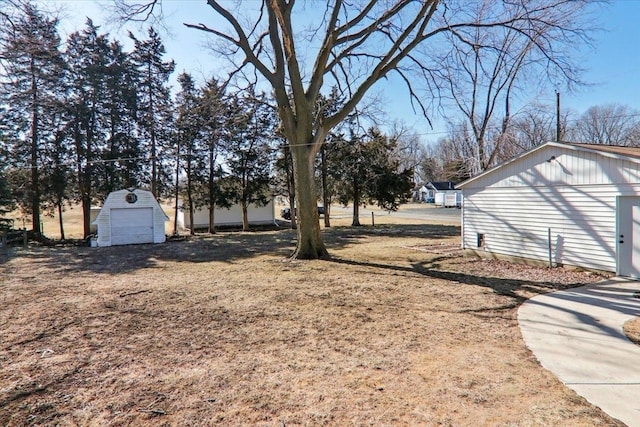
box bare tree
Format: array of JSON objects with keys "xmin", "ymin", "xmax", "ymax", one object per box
[
  {"xmin": 433, "ymin": 0, "xmax": 600, "ymax": 174},
  {"xmin": 572, "ymin": 104, "xmax": 640, "ymax": 146},
  {"xmin": 432, "ymin": 121, "xmax": 477, "ymax": 182},
  {"xmin": 117, "ymin": 0, "xmax": 604, "ymax": 259}
]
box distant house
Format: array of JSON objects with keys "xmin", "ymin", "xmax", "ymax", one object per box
[
  {"xmin": 457, "ymin": 141, "xmax": 640, "ymax": 277},
  {"xmin": 93, "ymin": 189, "xmax": 169, "ymax": 247},
  {"xmin": 177, "ymin": 199, "xmax": 276, "ymax": 230},
  {"xmin": 428, "ymin": 181, "xmax": 462, "ymax": 207},
  {"xmin": 415, "ymin": 181, "xmax": 460, "ymax": 204}
]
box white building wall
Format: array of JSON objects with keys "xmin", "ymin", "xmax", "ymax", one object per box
[
  {"xmin": 93, "ymin": 189, "xmax": 168, "ymax": 247},
  {"xmin": 178, "ymin": 199, "xmax": 276, "ymax": 229},
  {"xmin": 460, "ymin": 144, "xmax": 640, "ymax": 272}
]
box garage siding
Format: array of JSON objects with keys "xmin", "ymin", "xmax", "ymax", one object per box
[
  {"xmin": 94, "ymin": 189, "xmax": 168, "ymax": 247},
  {"xmin": 462, "ymin": 186, "xmax": 621, "ymax": 271},
  {"xmin": 460, "ymin": 143, "xmax": 640, "ymax": 273}
]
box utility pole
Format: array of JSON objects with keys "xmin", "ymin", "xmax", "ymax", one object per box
[{"xmin": 556, "ymin": 91, "xmax": 562, "ymax": 142}]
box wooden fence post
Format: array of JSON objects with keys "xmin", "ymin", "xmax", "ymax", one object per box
[
  {"xmin": 23, "ymin": 229, "xmax": 27, "ymax": 248},
  {"xmin": 1, "ymin": 231, "xmax": 6, "ymax": 255}
]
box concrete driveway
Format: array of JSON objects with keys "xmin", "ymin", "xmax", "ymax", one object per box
[{"xmin": 518, "ymin": 278, "xmax": 640, "ymax": 426}]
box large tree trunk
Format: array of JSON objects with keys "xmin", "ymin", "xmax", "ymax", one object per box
[{"xmin": 290, "ymin": 145, "xmax": 328, "ymax": 259}]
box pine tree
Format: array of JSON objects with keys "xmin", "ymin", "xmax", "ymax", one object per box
[
  {"xmin": 39, "ymin": 109, "xmax": 73, "ymax": 239},
  {"xmin": 174, "ymin": 72, "xmax": 204, "ymax": 235},
  {"xmin": 224, "ymin": 90, "xmax": 275, "ymax": 231},
  {"xmin": 0, "ymin": 134, "xmax": 15, "ymax": 230},
  {"xmin": 334, "ymin": 127, "xmax": 413, "ymax": 226},
  {"xmin": 129, "ymin": 27, "xmax": 175, "ymax": 198},
  {"xmin": 100, "ymin": 39, "xmax": 141, "ymax": 195},
  {"xmin": 198, "ymin": 77, "xmax": 230, "ymax": 233},
  {"xmin": 0, "ymin": 3, "xmax": 65, "ymax": 237},
  {"xmin": 65, "ymin": 19, "xmax": 110, "ymax": 238}
]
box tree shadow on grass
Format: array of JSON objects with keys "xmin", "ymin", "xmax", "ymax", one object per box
[
  {"xmin": 328, "ymin": 254, "xmax": 594, "ymax": 315},
  {"xmin": 8, "ymin": 223, "xmax": 460, "ymax": 275},
  {"xmin": 324, "ymin": 223, "xmax": 460, "ymax": 241}
]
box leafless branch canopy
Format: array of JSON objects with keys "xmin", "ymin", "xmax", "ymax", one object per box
[{"xmin": 115, "ymin": 0, "xmax": 602, "ymax": 166}]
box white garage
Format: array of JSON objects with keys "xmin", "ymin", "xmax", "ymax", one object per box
[
  {"xmin": 457, "ymin": 142, "xmax": 640, "ymax": 276},
  {"xmin": 93, "ymin": 189, "xmax": 168, "ymax": 247}
]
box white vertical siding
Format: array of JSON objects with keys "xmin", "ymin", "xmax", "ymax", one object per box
[
  {"xmin": 460, "ymin": 144, "xmax": 640, "ymax": 272},
  {"xmin": 93, "ymin": 189, "xmax": 168, "ymax": 247},
  {"xmin": 473, "ymin": 146, "xmax": 639, "ymax": 189},
  {"xmin": 462, "ymin": 185, "xmax": 630, "ymax": 271},
  {"xmin": 178, "ymin": 199, "xmax": 276, "ymax": 229}
]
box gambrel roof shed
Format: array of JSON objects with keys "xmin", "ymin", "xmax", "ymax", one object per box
[
  {"xmin": 93, "ymin": 188, "xmax": 169, "ymax": 247},
  {"xmin": 457, "ymin": 142, "xmax": 640, "ymax": 277}
]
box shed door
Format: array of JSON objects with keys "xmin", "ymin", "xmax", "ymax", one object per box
[
  {"xmin": 617, "ymin": 197, "xmax": 640, "ymax": 278},
  {"xmin": 110, "ymin": 207, "xmax": 154, "ymax": 246}
]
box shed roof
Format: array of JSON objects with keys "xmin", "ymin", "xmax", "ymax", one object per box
[
  {"xmin": 457, "ymin": 141, "xmax": 640, "ymax": 189},
  {"xmin": 93, "ymin": 188, "xmax": 169, "ymax": 223}
]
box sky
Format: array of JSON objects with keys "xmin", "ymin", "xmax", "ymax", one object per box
[{"xmin": 45, "ymin": 0, "xmax": 640, "ymax": 144}]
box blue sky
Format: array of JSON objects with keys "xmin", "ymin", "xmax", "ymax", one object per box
[
  {"xmin": 563, "ymin": 1, "xmax": 640, "ymax": 111},
  {"xmin": 48, "ymin": 0, "xmax": 640, "ymax": 144}
]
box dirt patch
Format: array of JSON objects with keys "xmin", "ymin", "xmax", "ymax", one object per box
[{"xmin": 0, "ymin": 224, "xmax": 621, "ymax": 426}]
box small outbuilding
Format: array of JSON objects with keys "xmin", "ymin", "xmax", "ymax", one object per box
[
  {"xmin": 93, "ymin": 188, "xmax": 169, "ymax": 247},
  {"xmin": 414, "ymin": 181, "xmax": 460, "ymax": 204},
  {"xmin": 457, "ymin": 142, "xmax": 640, "ymax": 277},
  {"xmin": 177, "ymin": 199, "xmax": 276, "ymax": 230}
]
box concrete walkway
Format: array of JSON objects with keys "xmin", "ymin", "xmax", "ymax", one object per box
[{"xmin": 518, "ymin": 278, "xmax": 640, "ymax": 426}]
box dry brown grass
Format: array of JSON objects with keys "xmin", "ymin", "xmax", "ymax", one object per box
[
  {"xmin": 0, "ymin": 217, "xmax": 623, "ymax": 426},
  {"xmin": 624, "ymin": 313, "xmax": 640, "ymax": 345}
]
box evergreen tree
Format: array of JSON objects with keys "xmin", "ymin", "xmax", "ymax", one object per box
[
  {"xmin": 0, "ymin": 3, "xmax": 65, "ymax": 237},
  {"xmin": 129, "ymin": 27, "xmax": 175, "ymax": 197},
  {"xmin": 65, "ymin": 19, "xmax": 110, "ymax": 238},
  {"xmin": 0, "ymin": 134, "xmax": 15, "ymax": 230},
  {"xmin": 199, "ymin": 77, "xmax": 231, "ymax": 233},
  {"xmin": 39, "ymin": 110, "xmax": 73, "ymax": 239},
  {"xmin": 224, "ymin": 90, "xmax": 275, "ymax": 231},
  {"xmin": 174, "ymin": 72, "xmax": 205, "ymax": 235},
  {"xmin": 100, "ymin": 39, "xmax": 141, "ymax": 195},
  {"xmin": 334, "ymin": 127, "xmax": 413, "ymax": 226}
]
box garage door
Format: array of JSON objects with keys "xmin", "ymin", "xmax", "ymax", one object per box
[{"xmin": 110, "ymin": 207, "xmax": 154, "ymax": 245}]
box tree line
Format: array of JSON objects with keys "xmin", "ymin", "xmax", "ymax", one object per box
[
  {"xmin": 415, "ymin": 102, "xmax": 640, "ymax": 185},
  {"xmin": 0, "ymin": 3, "xmax": 413, "ymax": 239},
  {"xmin": 0, "ymin": 1, "xmax": 618, "ymax": 254}
]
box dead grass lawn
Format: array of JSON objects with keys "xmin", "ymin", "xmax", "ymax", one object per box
[{"xmin": 0, "ymin": 222, "xmax": 622, "ymax": 426}]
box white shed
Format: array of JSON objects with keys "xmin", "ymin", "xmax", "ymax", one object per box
[
  {"xmin": 177, "ymin": 199, "xmax": 276, "ymax": 230},
  {"xmin": 93, "ymin": 188, "xmax": 169, "ymax": 247},
  {"xmin": 457, "ymin": 142, "xmax": 640, "ymax": 277}
]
